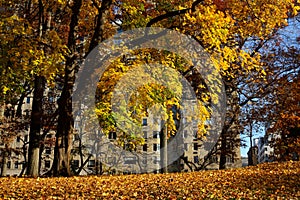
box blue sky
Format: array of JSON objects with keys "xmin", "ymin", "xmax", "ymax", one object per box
[{"xmin": 239, "ymin": 15, "xmax": 300, "ymax": 157}]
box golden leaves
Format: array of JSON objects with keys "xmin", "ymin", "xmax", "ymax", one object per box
[{"xmin": 0, "ymin": 161, "xmax": 299, "ymax": 199}]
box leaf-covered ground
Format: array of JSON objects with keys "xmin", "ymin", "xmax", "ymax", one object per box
[{"xmin": 0, "ymin": 161, "xmax": 299, "ymax": 199}]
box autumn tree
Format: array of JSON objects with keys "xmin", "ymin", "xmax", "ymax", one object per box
[
  {"xmin": 1, "ymin": 0, "xmax": 299, "ymax": 177},
  {"xmin": 1, "ymin": 0, "xmax": 66, "ymax": 177},
  {"xmin": 255, "ymin": 39, "xmax": 300, "ymax": 161},
  {"xmin": 51, "ymin": 0, "xmax": 116, "ymax": 176},
  {"xmin": 117, "ymin": 0, "xmax": 299, "ymax": 169}
]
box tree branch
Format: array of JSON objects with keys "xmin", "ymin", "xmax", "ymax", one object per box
[{"xmin": 146, "ymin": 0, "xmax": 204, "ymax": 27}]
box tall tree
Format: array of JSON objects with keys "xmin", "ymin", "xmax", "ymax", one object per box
[
  {"xmin": 118, "ymin": 0, "xmax": 299, "ymax": 169},
  {"xmin": 52, "ymin": 0, "xmax": 114, "ymax": 176},
  {"xmin": 257, "ymin": 43, "xmax": 300, "ymax": 161}
]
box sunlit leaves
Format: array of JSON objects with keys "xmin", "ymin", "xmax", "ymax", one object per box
[
  {"xmin": 0, "ymin": 12, "xmax": 66, "ymax": 97},
  {"xmin": 95, "ymin": 48, "xmax": 210, "ymax": 149}
]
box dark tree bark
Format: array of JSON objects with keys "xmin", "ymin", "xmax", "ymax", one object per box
[
  {"xmin": 0, "ymin": 147, "xmax": 9, "ymax": 177},
  {"xmin": 26, "ymin": 76, "xmax": 45, "ymax": 177},
  {"xmin": 219, "ymin": 130, "xmax": 227, "ymax": 169},
  {"xmin": 160, "ymin": 125, "xmax": 168, "ymax": 173},
  {"xmin": 16, "ymin": 93, "xmax": 26, "ymax": 118},
  {"xmin": 51, "ymin": 0, "xmax": 82, "ymax": 177},
  {"xmin": 51, "ymin": 0, "xmax": 113, "ymax": 177}
]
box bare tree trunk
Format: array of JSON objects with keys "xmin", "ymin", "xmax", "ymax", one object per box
[
  {"xmin": 160, "ymin": 125, "xmax": 168, "ymax": 173},
  {"xmin": 219, "ymin": 130, "xmax": 227, "ymax": 169},
  {"xmin": 26, "ymin": 76, "xmax": 45, "ymax": 177},
  {"xmin": 0, "ymin": 150, "xmax": 8, "ymax": 177},
  {"xmin": 16, "ymin": 92, "xmax": 26, "ymax": 118},
  {"xmin": 26, "ymin": 0, "xmax": 48, "ymax": 177},
  {"xmin": 19, "ymin": 142, "xmax": 28, "ymax": 177},
  {"xmin": 52, "ymin": 61, "xmax": 75, "ymax": 176}
]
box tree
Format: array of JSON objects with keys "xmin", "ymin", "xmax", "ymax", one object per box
[
  {"xmin": 119, "ymin": 0, "xmax": 299, "ymax": 169},
  {"xmin": 258, "ymin": 44, "xmax": 300, "ymax": 161},
  {"xmin": 1, "ymin": 0, "xmax": 298, "ymax": 177},
  {"xmin": 1, "ymin": 0, "xmax": 67, "ymax": 177},
  {"xmin": 52, "ymin": 0, "xmax": 115, "ymax": 176}
]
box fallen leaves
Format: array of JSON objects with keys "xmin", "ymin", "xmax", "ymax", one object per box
[{"xmin": 0, "ymin": 161, "xmax": 299, "ymax": 199}]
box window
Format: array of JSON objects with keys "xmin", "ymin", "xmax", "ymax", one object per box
[
  {"xmin": 153, "ymin": 144, "xmax": 160, "ymax": 152},
  {"xmin": 45, "ymin": 160, "xmax": 51, "ymax": 168},
  {"xmin": 193, "ymin": 143, "xmax": 198, "ymax": 151},
  {"xmin": 142, "ymin": 118, "xmax": 147, "ymax": 126},
  {"xmin": 26, "ymin": 97, "xmax": 30, "ymax": 104},
  {"xmin": 153, "ymin": 131, "xmax": 160, "ymax": 138},
  {"xmin": 194, "ymin": 156, "xmax": 199, "ymax": 163},
  {"xmin": 46, "ymin": 134, "xmax": 52, "ymax": 139},
  {"xmin": 45, "ymin": 147, "xmax": 51, "ymax": 155},
  {"xmin": 143, "ymin": 144, "xmax": 147, "ymax": 152},
  {"xmin": 14, "ymin": 161, "xmax": 18, "ymax": 169},
  {"xmin": 108, "ymin": 132, "xmax": 117, "ymax": 140},
  {"xmin": 16, "ymin": 136, "xmax": 21, "ymax": 142},
  {"xmin": 7, "ymin": 161, "xmax": 11, "ymax": 169},
  {"xmin": 88, "ymin": 160, "xmax": 95, "ymax": 167}
]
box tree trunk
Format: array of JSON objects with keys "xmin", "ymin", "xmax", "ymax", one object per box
[
  {"xmin": 16, "ymin": 92, "xmax": 26, "ymax": 118},
  {"xmin": 0, "ymin": 150, "xmax": 8, "ymax": 177},
  {"xmin": 160, "ymin": 125, "xmax": 168, "ymax": 173},
  {"xmin": 219, "ymin": 130, "xmax": 227, "ymax": 169},
  {"xmin": 19, "ymin": 142, "xmax": 28, "ymax": 177},
  {"xmin": 51, "ymin": 61, "xmax": 75, "ymax": 176},
  {"xmin": 26, "ymin": 76, "xmax": 45, "ymax": 177},
  {"xmin": 51, "ymin": 0, "xmax": 82, "ymax": 177}
]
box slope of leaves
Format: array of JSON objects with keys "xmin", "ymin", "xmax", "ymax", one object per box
[{"xmin": 0, "ymin": 161, "xmax": 299, "ymax": 199}]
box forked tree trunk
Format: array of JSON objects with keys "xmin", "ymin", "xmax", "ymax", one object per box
[
  {"xmin": 51, "ymin": 0, "xmax": 113, "ymax": 177},
  {"xmin": 51, "ymin": 0, "xmax": 82, "ymax": 177},
  {"xmin": 52, "ymin": 81, "xmax": 74, "ymax": 176}
]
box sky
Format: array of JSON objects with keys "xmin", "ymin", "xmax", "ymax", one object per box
[{"xmin": 239, "ymin": 15, "xmax": 300, "ymax": 158}]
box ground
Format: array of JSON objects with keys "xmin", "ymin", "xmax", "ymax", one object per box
[{"xmin": 0, "ymin": 161, "xmax": 299, "ymax": 199}]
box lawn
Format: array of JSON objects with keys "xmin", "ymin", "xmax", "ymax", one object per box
[{"xmin": 0, "ymin": 161, "xmax": 299, "ymax": 199}]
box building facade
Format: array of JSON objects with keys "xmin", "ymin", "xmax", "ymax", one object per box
[{"xmin": 0, "ymin": 93, "xmax": 242, "ymax": 176}]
